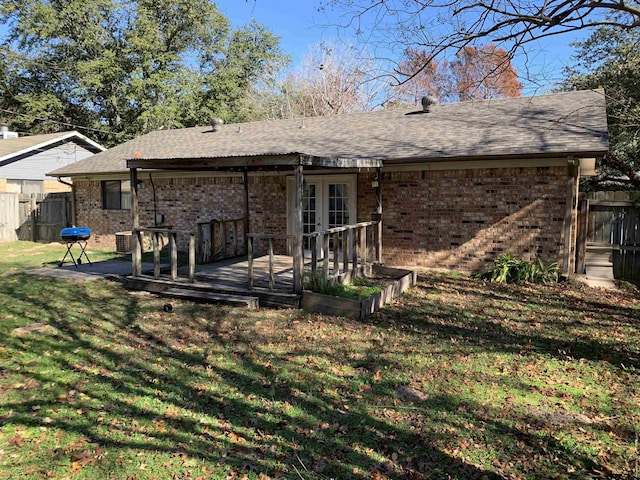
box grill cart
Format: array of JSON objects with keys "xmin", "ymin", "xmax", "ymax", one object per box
[{"xmin": 59, "ymin": 227, "xmax": 92, "ymax": 268}]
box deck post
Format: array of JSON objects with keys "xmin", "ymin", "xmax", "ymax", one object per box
[
  {"xmin": 293, "ymin": 164, "xmax": 304, "ymax": 293},
  {"xmin": 269, "ymin": 238, "xmax": 275, "ymax": 290},
  {"xmin": 248, "ymin": 236, "xmax": 254, "ymax": 289},
  {"xmin": 342, "ymin": 231, "xmax": 349, "ymax": 272},
  {"xmin": 311, "ymin": 234, "xmax": 317, "ymax": 272},
  {"xmin": 243, "ymin": 171, "xmax": 250, "ymax": 256},
  {"xmin": 170, "ymin": 232, "xmax": 177, "ymax": 280},
  {"xmin": 130, "ymin": 168, "xmax": 142, "ymax": 277},
  {"xmin": 188, "ymin": 233, "xmax": 196, "ymax": 283},
  {"xmin": 352, "ymin": 227, "xmax": 358, "ymax": 271},
  {"xmin": 376, "ymin": 166, "xmax": 383, "ymax": 264},
  {"xmin": 360, "ymin": 225, "xmax": 367, "ymax": 270},
  {"xmin": 562, "ymin": 158, "xmax": 579, "ymax": 276},
  {"xmin": 333, "ymin": 232, "xmax": 340, "ymax": 279},
  {"xmin": 153, "ymin": 232, "xmax": 160, "ymax": 278},
  {"xmin": 323, "ymin": 232, "xmax": 330, "ymax": 273}
]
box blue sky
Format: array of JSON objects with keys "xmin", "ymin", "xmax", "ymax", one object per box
[
  {"xmin": 0, "ymin": 0, "xmax": 586, "ymax": 95},
  {"xmin": 219, "ymin": 0, "xmax": 586, "ymax": 95}
]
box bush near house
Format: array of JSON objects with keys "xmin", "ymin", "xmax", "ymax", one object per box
[{"xmin": 479, "ymin": 253, "xmax": 560, "ymax": 284}]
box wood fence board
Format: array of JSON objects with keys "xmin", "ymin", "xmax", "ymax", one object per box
[{"xmin": 0, "ymin": 192, "xmax": 72, "ymax": 243}]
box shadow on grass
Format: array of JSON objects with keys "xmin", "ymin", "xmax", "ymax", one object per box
[
  {"xmin": 0, "ymin": 272, "xmax": 636, "ymax": 478},
  {"xmin": 377, "ymin": 273, "xmax": 640, "ymax": 370}
]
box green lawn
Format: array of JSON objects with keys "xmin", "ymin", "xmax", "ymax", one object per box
[
  {"xmin": 0, "ymin": 241, "xmax": 124, "ymax": 274},
  {"xmin": 0, "ymin": 242, "xmax": 639, "ymax": 479}
]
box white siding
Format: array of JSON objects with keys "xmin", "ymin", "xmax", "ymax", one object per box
[{"xmin": 0, "ymin": 140, "xmax": 95, "ymax": 181}]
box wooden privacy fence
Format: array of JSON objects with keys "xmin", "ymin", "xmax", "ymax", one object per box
[
  {"xmin": 0, "ymin": 192, "xmax": 72, "ymax": 243},
  {"xmin": 578, "ymin": 191, "xmax": 640, "ymax": 281},
  {"xmin": 197, "ymin": 217, "xmax": 246, "ymax": 263}
]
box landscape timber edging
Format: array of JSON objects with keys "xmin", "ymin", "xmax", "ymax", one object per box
[{"xmin": 301, "ymin": 265, "xmax": 416, "ymax": 320}]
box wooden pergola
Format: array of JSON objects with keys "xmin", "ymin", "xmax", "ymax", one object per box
[{"xmin": 127, "ymin": 153, "xmax": 383, "ymax": 294}]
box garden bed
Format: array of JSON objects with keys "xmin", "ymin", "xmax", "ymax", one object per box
[{"xmin": 301, "ymin": 264, "xmax": 416, "ymax": 320}]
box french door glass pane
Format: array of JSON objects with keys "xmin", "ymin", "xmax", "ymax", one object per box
[{"xmin": 303, "ymin": 184, "xmax": 317, "ymax": 250}]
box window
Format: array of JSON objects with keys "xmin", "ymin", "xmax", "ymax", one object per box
[{"xmin": 102, "ymin": 180, "xmax": 131, "ymax": 210}]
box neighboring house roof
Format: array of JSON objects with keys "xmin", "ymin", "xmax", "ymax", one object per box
[
  {"xmin": 48, "ymin": 89, "xmax": 609, "ymax": 177},
  {"xmin": 0, "ymin": 131, "xmax": 106, "ymax": 168}
]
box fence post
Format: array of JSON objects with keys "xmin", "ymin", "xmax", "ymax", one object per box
[{"xmin": 30, "ymin": 196, "xmax": 37, "ymax": 242}]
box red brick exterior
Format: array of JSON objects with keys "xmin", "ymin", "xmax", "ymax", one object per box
[
  {"xmin": 74, "ymin": 165, "xmax": 571, "ymax": 272},
  {"xmin": 358, "ymin": 166, "xmax": 569, "ymax": 271}
]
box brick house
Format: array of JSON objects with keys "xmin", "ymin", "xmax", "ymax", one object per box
[{"xmin": 48, "ymin": 89, "xmax": 608, "ymax": 284}]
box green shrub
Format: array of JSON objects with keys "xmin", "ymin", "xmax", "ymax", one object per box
[
  {"xmin": 303, "ymin": 267, "xmax": 331, "ymax": 294},
  {"xmin": 479, "ymin": 254, "xmax": 559, "ymax": 284},
  {"xmin": 304, "ymin": 268, "xmax": 384, "ymax": 299}
]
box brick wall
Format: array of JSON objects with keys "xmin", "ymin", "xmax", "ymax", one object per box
[
  {"xmin": 74, "ymin": 175, "xmax": 287, "ymax": 253},
  {"xmin": 74, "ymin": 166, "xmax": 570, "ymax": 272},
  {"xmin": 248, "ymin": 175, "xmax": 289, "ymax": 255},
  {"xmin": 357, "ymin": 166, "xmax": 569, "ymax": 271},
  {"xmin": 74, "ymin": 176, "xmax": 245, "ymax": 248}
]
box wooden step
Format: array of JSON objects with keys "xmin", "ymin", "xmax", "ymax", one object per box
[
  {"xmin": 125, "ymin": 275, "xmax": 300, "ymax": 309},
  {"xmin": 162, "ymin": 287, "xmax": 259, "ymax": 309}
]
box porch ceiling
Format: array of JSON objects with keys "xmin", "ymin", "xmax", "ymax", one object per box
[{"xmin": 126, "ymin": 153, "xmax": 383, "ymax": 171}]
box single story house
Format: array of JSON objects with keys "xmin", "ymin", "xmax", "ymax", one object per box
[
  {"xmin": 48, "ymin": 89, "xmax": 608, "ymax": 284},
  {"xmin": 0, "ymin": 127, "xmax": 105, "ymax": 193}
]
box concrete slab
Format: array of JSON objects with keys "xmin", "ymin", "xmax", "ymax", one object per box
[
  {"xmin": 23, "ymin": 260, "xmax": 158, "ymax": 282},
  {"xmin": 574, "ymin": 274, "xmax": 617, "ymax": 290}
]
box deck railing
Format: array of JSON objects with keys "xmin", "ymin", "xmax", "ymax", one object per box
[
  {"xmin": 132, "ymin": 227, "xmax": 196, "ymax": 282},
  {"xmin": 247, "ymin": 221, "xmax": 380, "ymax": 292},
  {"xmin": 308, "ymin": 221, "xmax": 381, "ymax": 282},
  {"xmin": 247, "ymin": 234, "xmax": 294, "ymax": 291}
]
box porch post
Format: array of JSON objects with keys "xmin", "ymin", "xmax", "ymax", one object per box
[
  {"xmin": 130, "ymin": 167, "xmax": 142, "ymax": 277},
  {"xmin": 562, "ymin": 158, "xmax": 579, "ymax": 277},
  {"xmin": 243, "ymin": 171, "xmax": 250, "ymax": 253},
  {"xmin": 293, "ymin": 163, "xmax": 304, "ymax": 294},
  {"xmin": 375, "ymin": 166, "xmax": 383, "ymax": 264}
]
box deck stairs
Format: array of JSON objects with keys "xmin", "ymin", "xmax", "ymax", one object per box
[
  {"xmin": 583, "ymin": 244, "xmax": 616, "ymax": 289},
  {"xmin": 125, "ymin": 275, "xmax": 301, "ymax": 309}
]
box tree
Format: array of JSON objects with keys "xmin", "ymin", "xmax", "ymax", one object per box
[
  {"xmin": 389, "ymin": 48, "xmax": 449, "ymax": 105},
  {"xmin": 561, "ymin": 26, "xmax": 640, "ymax": 189},
  {"xmin": 450, "ymin": 45, "xmax": 523, "ymax": 101},
  {"xmin": 322, "ymin": 0, "xmax": 640, "ymax": 84},
  {"xmin": 247, "ymin": 42, "xmax": 385, "ymax": 119},
  {"xmin": 390, "ymin": 44, "xmax": 522, "ymax": 105},
  {"xmin": 0, "ymin": 0, "xmax": 288, "ymax": 145}
]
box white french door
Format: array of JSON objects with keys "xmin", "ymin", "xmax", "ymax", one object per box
[{"xmin": 288, "ymin": 175, "xmax": 357, "ymax": 255}]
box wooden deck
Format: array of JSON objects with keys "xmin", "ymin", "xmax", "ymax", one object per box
[{"xmin": 125, "ymin": 255, "xmax": 302, "ymax": 308}]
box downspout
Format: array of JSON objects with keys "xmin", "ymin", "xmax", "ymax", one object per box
[
  {"xmin": 149, "ymin": 172, "xmax": 158, "ymax": 227},
  {"xmin": 57, "ymin": 177, "xmax": 76, "ymax": 227}
]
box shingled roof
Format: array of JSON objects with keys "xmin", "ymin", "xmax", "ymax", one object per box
[
  {"xmin": 1, "ymin": 131, "xmax": 105, "ymax": 165},
  {"xmin": 48, "ymin": 89, "xmax": 609, "ymax": 176}
]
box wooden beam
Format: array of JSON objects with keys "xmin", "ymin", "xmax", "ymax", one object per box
[
  {"xmin": 130, "ymin": 168, "xmax": 141, "ymax": 277},
  {"xmin": 248, "ymin": 236, "xmax": 254, "ymax": 289},
  {"xmin": 170, "ymin": 232, "xmax": 177, "ymax": 280},
  {"xmin": 243, "ymin": 171, "xmax": 250, "ymax": 255},
  {"xmin": 376, "ymin": 166, "xmax": 382, "ymax": 264},
  {"xmin": 299, "ymin": 154, "xmax": 383, "ymax": 169},
  {"xmin": 562, "ymin": 159, "xmax": 579, "ymax": 276},
  {"xmin": 127, "ymin": 154, "xmax": 300, "ymax": 170},
  {"xmin": 188, "ymin": 233, "xmax": 196, "ymax": 283},
  {"xmin": 293, "ymin": 164, "xmax": 304, "ymax": 293}
]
